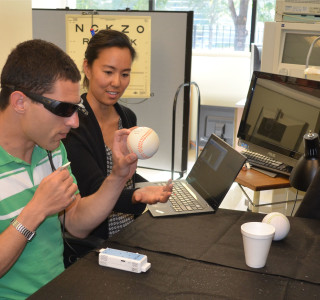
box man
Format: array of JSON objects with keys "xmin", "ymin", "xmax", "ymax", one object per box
[{"xmin": 0, "ymin": 39, "xmax": 172, "ymax": 299}]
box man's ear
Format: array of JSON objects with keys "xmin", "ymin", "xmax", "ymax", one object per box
[{"xmin": 10, "ymin": 91, "xmax": 27, "ymax": 114}]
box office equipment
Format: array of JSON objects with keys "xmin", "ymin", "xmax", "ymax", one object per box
[
  {"xmin": 241, "ymin": 149, "xmax": 291, "ymax": 176},
  {"xmin": 136, "ymin": 134, "xmax": 246, "ymax": 217},
  {"xmin": 261, "ymin": 22, "xmax": 320, "ymax": 80},
  {"xmin": 99, "ymin": 248, "xmax": 151, "ymax": 273},
  {"xmin": 305, "ymin": 35, "xmax": 320, "ymax": 78},
  {"xmin": 32, "ymin": 9, "xmax": 193, "ymax": 174},
  {"xmin": 275, "ymin": 0, "xmax": 320, "ymax": 22},
  {"xmin": 198, "ymin": 105, "xmax": 235, "ymax": 148},
  {"xmin": 237, "ymin": 71, "xmax": 320, "ymax": 175},
  {"xmin": 289, "ymin": 131, "xmax": 320, "ymax": 191},
  {"xmin": 29, "ymin": 209, "xmax": 320, "ymax": 299}
]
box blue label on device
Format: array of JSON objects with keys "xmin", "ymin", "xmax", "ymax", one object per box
[{"xmin": 103, "ymin": 248, "xmax": 144, "ymax": 261}]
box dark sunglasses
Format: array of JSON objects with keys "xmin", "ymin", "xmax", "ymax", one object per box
[{"xmin": 20, "ymin": 89, "xmax": 88, "ymax": 117}]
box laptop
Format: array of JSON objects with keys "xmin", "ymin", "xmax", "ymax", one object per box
[{"xmin": 136, "ymin": 134, "xmax": 246, "ymax": 217}]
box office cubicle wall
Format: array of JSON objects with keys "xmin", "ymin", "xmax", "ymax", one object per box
[{"xmin": 32, "ymin": 9, "xmax": 193, "ymax": 174}]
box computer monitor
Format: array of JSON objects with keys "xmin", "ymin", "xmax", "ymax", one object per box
[
  {"xmin": 237, "ymin": 71, "xmax": 320, "ymax": 168},
  {"xmin": 261, "ymin": 22, "xmax": 320, "ymax": 80}
]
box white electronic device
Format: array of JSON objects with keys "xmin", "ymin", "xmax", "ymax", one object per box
[
  {"xmin": 60, "ymin": 162, "xmax": 71, "ymax": 170},
  {"xmin": 275, "ymin": 0, "xmax": 320, "ymax": 22},
  {"xmin": 99, "ymin": 248, "xmax": 151, "ymax": 273},
  {"xmin": 261, "ymin": 22, "xmax": 320, "ymax": 81}
]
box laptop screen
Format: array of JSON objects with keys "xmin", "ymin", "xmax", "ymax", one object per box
[{"xmin": 187, "ymin": 134, "xmax": 246, "ymax": 210}]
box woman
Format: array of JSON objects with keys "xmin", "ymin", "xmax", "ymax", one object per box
[{"xmin": 64, "ymin": 29, "xmax": 166, "ymax": 239}]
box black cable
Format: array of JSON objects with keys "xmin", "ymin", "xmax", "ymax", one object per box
[
  {"xmin": 47, "ymin": 151, "xmax": 80, "ymax": 263},
  {"xmin": 47, "ymin": 150, "xmax": 56, "ymax": 172}
]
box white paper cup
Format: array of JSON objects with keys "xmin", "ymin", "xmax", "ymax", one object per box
[{"xmin": 241, "ymin": 222, "xmax": 275, "ymax": 268}]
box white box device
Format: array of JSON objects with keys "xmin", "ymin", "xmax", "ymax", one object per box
[{"xmin": 99, "ymin": 248, "xmax": 151, "ymax": 273}]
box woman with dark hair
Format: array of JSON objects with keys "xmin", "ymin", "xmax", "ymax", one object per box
[{"xmin": 63, "ymin": 29, "xmax": 166, "ymax": 239}]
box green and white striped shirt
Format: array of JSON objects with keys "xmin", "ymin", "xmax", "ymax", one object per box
[{"xmin": 0, "ymin": 142, "xmax": 75, "ymax": 299}]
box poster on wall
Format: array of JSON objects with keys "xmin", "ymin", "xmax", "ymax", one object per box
[{"xmin": 66, "ymin": 14, "xmax": 151, "ymax": 98}]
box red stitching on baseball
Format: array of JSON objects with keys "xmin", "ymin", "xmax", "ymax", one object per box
[{"xmin": 138, "ymin": 128, "xmax": 153, "ymax": 158}]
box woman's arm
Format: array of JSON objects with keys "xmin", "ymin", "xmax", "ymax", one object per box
[{"xmin": 63, "ymin": 129, "xmax": 172, "ymax": 238}]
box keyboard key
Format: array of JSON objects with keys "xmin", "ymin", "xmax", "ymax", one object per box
[
  {"xmin": 241, "ymin": 149, "xmax": 292, "ymax": 176},
  {"xmin": 164, "ymin": 181, "xmax": 203, "ymax": 212}
]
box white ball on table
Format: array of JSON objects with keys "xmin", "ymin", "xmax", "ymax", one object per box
[
  {"xmin": 127, "ymin": 127, "xmax": 160, "ymax": 160},
  {"xmin": 262, "ymin": 212, "xmax": 290, "ymax": 241}
]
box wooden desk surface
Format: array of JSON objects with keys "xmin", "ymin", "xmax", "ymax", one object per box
[{"xmin": 235, "ymin": 168, "xmax": 291, "ymax": 191}]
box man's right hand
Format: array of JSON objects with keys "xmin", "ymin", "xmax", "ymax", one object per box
[{"xmin": 29, "ymin": 168, "xmax": 78, "ymax": 221}]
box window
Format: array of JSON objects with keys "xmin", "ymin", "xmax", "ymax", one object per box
[
  {"xmin": 160, "ymin": 0, "xmax": 276, "ymax": 51},
  {"xmin": 33, "ymin": 0, "xmax": 276, "ymax": 51},
  {"xmin": 158, "ymin": 0, "xmax": 254, "ymax": 51},
  {"xmin": 75, "ymin": 0, "xmax": 150, "ymax": 10},
  {"xmin": 255, "ymin": 0, "xmax": 276, "ymax": 46}
]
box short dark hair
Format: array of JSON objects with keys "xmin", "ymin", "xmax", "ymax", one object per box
[
  {"xmin": 0, "ymin": 39, "xmax": 81, "ymax": 110},
  {"xmin": 83, "ymin": 29, "xmax": 136, "ymax": 89}
]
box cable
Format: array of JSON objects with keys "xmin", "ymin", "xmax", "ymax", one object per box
[
  {"xmin": 290, "ymin": 189, "xmax": 299, "ymax": 217},
  {"xmin": 47, "ymin": 150, "xmax": 56, "ymax": 172},
  {"xmin": 171, "ymin": 81, "xmax": 201, "ymax": 179},
  {"xmin": 47, "ymin": 151, "xmax": 80, "ymax": 263}
]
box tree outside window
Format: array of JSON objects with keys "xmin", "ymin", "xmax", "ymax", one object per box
[{"xmin": 75, "ymin": 0, "xmax": 275, "ymax": 51}]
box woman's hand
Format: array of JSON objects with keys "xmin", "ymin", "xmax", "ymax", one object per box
[
  {"xmin": 111, "ymin": 129, "xmax": 138, "ymax": 181},
  {"xmin": 132, "ymin": 180, "xmax": 173, "ymax": 204}
]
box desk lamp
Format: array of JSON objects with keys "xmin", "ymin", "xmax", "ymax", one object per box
[
  {"xmin": 304, "ymin": 36, "xmax": 320, "ymax": 79},
  {"xmin": 289, "ymin": 131, "xmax": 320, "ymax": 192}
]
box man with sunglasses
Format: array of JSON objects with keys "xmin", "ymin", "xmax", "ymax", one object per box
[{"xmin": 0, "ymin": 39, "xmax": 172, "ymax": 299}]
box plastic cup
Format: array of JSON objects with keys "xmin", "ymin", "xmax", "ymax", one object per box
[{"xmin": 241, "ymin": 222, "xmax": 275, "ymax": 268}]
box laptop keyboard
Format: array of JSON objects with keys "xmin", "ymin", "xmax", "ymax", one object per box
[{"xmin": 159, "ymin": 181, "xmax": 204, "ymax": 212}]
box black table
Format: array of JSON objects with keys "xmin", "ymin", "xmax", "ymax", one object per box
[{"xmin": 29, "ymin": 209, "xmax": 320, "ymax": 299}]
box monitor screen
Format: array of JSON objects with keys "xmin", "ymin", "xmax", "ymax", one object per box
[
  {"xmin": 237, "ymin": 71, "xmax": 320, "ymax": 168},
  {"xmin": 282, "ymin": 33, "xmax": 320, "ymax": 67}
]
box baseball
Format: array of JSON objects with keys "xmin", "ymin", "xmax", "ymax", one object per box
[
  {"xmin": 262, "ymin": 212, "xmax": 290, "ymax": 241},
  {"xmin": 127, "ymin": 127, "xmax": 160, "ymax": 159}
]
